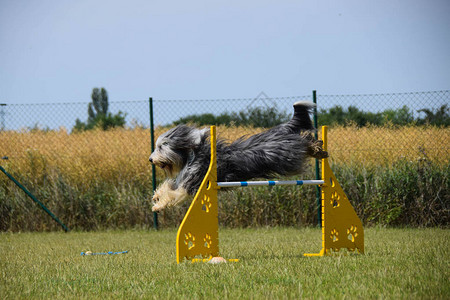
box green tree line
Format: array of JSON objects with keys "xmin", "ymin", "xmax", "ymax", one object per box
[
  {"xmin": 318, "ymin": 104, "xmax": 449, "ymax": 127},
  {"xmin": 173, "ymin": 106, "xmax": 291, "ymax": 128},
  {"xmin": 173, "ymin": 104, "xmax": 449, "ymax": 127}
]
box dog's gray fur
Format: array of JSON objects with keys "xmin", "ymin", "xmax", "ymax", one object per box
[{"xmin": 149, "ymin": 101, "xmax": 328, "ymax": 211}]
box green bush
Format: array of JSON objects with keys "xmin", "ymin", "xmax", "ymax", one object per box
[{"xmin": 173, "ymin": 106, "xmax": 290, "ymax": 128}]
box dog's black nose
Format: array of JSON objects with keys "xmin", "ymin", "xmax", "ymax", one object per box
[{"xmin": 149, "ymin": 157, "xmax": 153, "ymax": 163}]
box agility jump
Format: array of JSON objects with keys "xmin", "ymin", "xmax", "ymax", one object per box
[{"xmin": 176, "ymin": 125, "xmax": 364, "ymax": 263}]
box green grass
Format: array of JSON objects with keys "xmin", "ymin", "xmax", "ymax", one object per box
[{"xmin": 1, "ymin": 228, "xmax": 449, "ymax": 299}]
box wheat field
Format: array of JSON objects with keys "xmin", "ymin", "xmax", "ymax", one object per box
[{"xmin": 1, "ymin": 125, "xmax": 448, "ymax": 183}]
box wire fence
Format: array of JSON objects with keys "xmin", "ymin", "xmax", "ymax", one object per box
[
  {"xmin": 3, "ymin": 90, "xmax": 448, "ymax": 167},
  {"xmin": 0, "ymin": 90, "xmax": 449, "ymax": 230},
  {"xmin": 316, "ymin": 91, "xmax": 449, "ymax": 165}
]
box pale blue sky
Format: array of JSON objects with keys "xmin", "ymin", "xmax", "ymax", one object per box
[{"xmin": 0, "ymin": 0, "xmax": 449, "ymax": 104}]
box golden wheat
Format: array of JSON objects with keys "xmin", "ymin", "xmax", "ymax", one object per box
[
  {"xmin": 1, "ymin": 125, "xmax": 448, "ymax": 184},
  {"xmin": 217, "ymin": 125, "xmax": 449, "ymax": 165},
  {"xmin": 324, "ymin": 125, "xmax": 449, "ymax": 165},
  {"xmin": 1, "ymin": 128, "xmax": 153, "ymax": 184}
]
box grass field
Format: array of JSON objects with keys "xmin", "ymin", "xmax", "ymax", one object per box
[{"xmin": 1, "ymin": 228, "xmax": 448, "ymax": 299}]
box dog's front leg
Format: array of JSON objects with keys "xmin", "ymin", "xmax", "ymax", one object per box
[{"xmin": 152, "ymin": 179, "xmax": 189, "ymax": 211}]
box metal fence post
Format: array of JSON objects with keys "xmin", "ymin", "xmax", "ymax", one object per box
[
  {"xmin": 313, "ymin": 90, "xmax": 321, "ymax": 227},
  {"xmin": 149, "ymin": 97, "xmax": 158, "ymax": 230},
  {"xmin": 0, "ymin": 103, "xmax": 6, "ymax": 131}
]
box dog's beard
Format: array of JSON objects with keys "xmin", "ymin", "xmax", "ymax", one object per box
[{"xmin": 162, "ymin": 163, "xmax": 181, "ymax": 178}]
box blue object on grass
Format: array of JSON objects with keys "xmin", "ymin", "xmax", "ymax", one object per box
[{"xmin": 81, "ymin": 251, "xmax": 128, "ymax": 256}]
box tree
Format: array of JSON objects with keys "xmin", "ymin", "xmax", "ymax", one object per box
[
  {"xmin": 73, "ymin": 88, "xmax": 126, "ymax": 131},
  {"xmin": 417, "ymin": 104, "xmax": 449, "ymax": 126},
  {"xmin": 382, "ymin": 106, "xmax": 414, "ymax": 126},
  {"xmin": 88, "ymin": 88, "xmax": 109, "ymax": 123}
]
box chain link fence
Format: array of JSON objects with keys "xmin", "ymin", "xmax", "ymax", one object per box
[
  {"xmin": 1, "ymin": 100, "xmax": 155, "ymax": 231},
  {"xmin": 317, "ymin": 91, "xmax": 449, "ymax": 165},
  {"xmin": 1, "ymin": 90, "xmax": 449, "ymax": 230},
  {"xmin": 2, "ymin": 91, "xmax": 448, "ymax": 164}
]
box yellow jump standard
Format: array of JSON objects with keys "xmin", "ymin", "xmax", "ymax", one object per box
[{"xmin": 304, "ymin": 126, "xmax": 364, "ymax": 256}]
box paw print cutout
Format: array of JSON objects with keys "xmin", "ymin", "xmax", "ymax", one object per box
[
  {"xmin": 330, "ymin": 229, "xmax": 339, "ymax": 242},
  {"xmin": 331, "ymin": 191, "xmax": 340, "ymax": 208},
  {"xmin": 204, "ymin": 234, "xmax": 212, "ymax": 249},
  {"xmin": 206, "ymin": 180, "xmax": 212, "ymax": 190},
  {"xmin": 201, "ymin": 194, "xmax": 212, "ymax": 213},
  {"xmin": 184, "ymin": 232, "xmax": 195, "ymax": 250},
  {"xmin": 347, "ymin": 225, "xmax": 358, "ymax": 242}
]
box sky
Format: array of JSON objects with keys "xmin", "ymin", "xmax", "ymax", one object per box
[{"xmin": 0, "ymin": 0, "xmax": 449, "ymax": 105}]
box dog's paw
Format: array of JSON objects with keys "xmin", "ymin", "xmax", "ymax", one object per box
[
  {"xmin": 151, "ymin": 185, "xmax": 175, "ymax": 211},
  {"xmin": 151, "ymin": 180, "xmax": 189, "ymax": 211},
  {"xmin": 151, "ymin": 191, "xmax": 165, "ymax": 211},
  {"xmin": 309, "ymin": 139, "xmax": 329, "ymax": 159},
  {"xmin": 152, "ymin": 202, "xmax": 163, "ymax": 212},
  {"xmin": 314, "ymin": 151, "xmax": 329, "ymax": 159},
  {"xmin": 151, "ymin": 194, "xmax": 160, "ymax": 211}
]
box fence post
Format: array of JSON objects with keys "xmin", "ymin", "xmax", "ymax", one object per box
[
  {"xmin": 149, "ymin": 97, "xmax": 158, "ymax": 230},
  {"xmin": 0, "ymin": 103, "xmax": 6, "ymax": 131},
  {"xmin": 313, "ymin": 90, "xmax": 321, "ymax": 227}
]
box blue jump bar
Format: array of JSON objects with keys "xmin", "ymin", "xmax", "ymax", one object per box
[{"xmin": 217, "ymin": 180, "xmax": 324, "ymax": 188}]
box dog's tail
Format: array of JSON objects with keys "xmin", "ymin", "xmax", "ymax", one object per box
[{"xmin": 282, "ymin": 101, "xmax": 315, "ymax": 133}]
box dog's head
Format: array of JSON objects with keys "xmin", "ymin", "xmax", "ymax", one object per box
[{"xmin": 149, "ymin": 125, "xmax": 209, "ymax": 177}]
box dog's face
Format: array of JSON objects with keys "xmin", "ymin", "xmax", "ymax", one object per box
[{"xmin": 149, "ymin": 125, "xmax": 208, "ymax": 177}]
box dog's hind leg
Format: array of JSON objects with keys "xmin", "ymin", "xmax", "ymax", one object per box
[
  {"xmin": 303, "ymin": 134, "xmax": 328, "ymax": 159},
  {"xmin": 152, "ymin": 179, "xmax": 189, "ymax": 211},
  {"xmin": 309, "ymin": 141, "xmax": 329, "ymax": 159}
]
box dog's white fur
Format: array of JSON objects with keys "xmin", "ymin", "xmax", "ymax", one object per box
[{"xmin": 151, "ymin": 179, "xmax": 188, "ymax": 211}]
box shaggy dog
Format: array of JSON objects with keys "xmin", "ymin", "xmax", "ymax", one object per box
[{"xmin": 149, "ymin": 101, "xmax": 328, "ymax": 211}]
